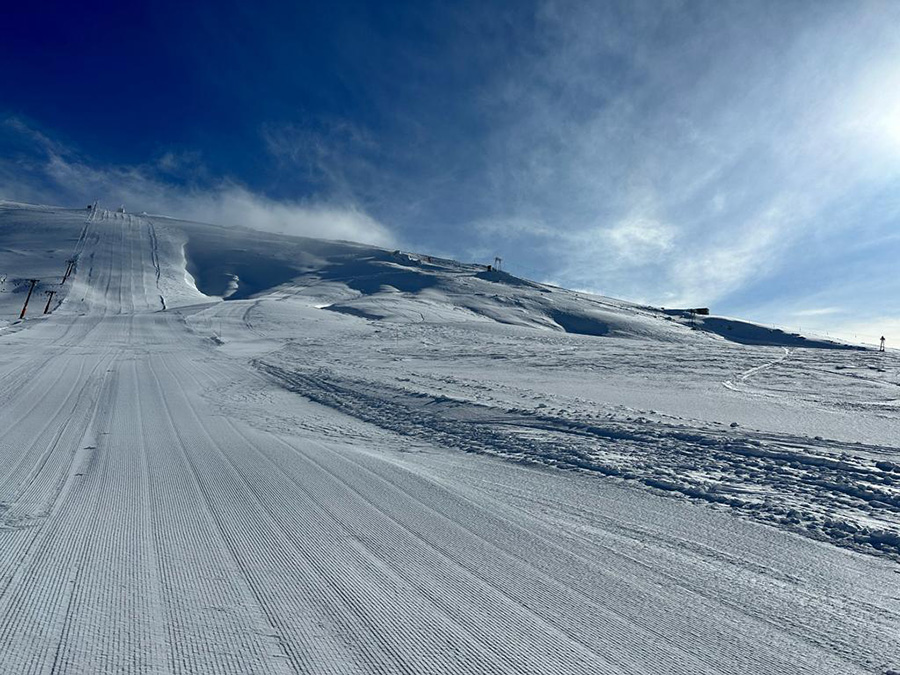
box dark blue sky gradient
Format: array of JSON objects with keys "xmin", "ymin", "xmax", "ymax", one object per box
[
  {"xmin": 2, "ymin": 1, "xmax": 515, "ymax": 191},
  {"xmin": 4, "ymin": 2, "xmax": 373, "ymax": 169}
]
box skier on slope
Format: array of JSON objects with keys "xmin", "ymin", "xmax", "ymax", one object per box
[{"xmin": 880, "ymin": 336, "xmax": 886, "ymax": 352}]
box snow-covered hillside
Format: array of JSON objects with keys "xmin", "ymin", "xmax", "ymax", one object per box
[{"xmin": 0, "ymin": 200, "xmax": 897, "ymax": 674}]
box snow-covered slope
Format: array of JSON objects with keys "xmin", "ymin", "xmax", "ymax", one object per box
[
  {"xmin": 171, "ymin": 209, "xmax": 855, "ymax": 348},
  {"xmin": 0, "ymin": 200, "xmax": 855, "ymax": 347},
  {"xmin": 0, "ymin": 201, "xmax": 897, "ymax": 674}
]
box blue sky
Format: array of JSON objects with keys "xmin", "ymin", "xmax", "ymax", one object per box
[{"xmin": 2, "ymin": 0, "xmax": 900, "ymax": 343}]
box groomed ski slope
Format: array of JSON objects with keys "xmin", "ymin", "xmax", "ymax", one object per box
[{"xmin": 0, "ymin": 202, "xmax": 898, "ymax": 674}]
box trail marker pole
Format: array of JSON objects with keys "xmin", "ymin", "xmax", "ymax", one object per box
[
  {"xmin": 43, "ymin": 290, "xmax": 57, "ymax": 314},
  {"xmin": 19, "ymin": 279, "xmax": 38, "ymax": 319}
]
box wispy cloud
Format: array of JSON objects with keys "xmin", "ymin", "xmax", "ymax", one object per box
[
  {"xmin": 425, "ymin": 0, "xmax": 900, "ymax": 312},
  {"xmin": 793, "ymin": 308, "xmax": 842, "ymax": 318},
  {"xmin": 0, "ymin": 118, "xmax": 394, "ymax": 247}
]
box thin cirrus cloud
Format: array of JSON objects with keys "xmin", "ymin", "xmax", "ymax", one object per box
[
  {"xmin": 244, "ymin": 1, "xmax": 900, "ymax": 335},
  {"xmin": 459, "ymin": 1, "xmax": 900, "ymax": 312},
  {"xmin": 793, "ymin": 308, "xmax": 842, "ymax": 318},
  {"xmin": 360, "ymin": 0, "xmax": 900, "ymax": 338},
  {"xmin": 0, "ymin": 118, "xmax": 394, "ymax": 248}
]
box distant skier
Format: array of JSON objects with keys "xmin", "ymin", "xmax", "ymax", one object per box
[{"xmin": 880, "ymin": 336, "xmax": 886, "ymax": 352}]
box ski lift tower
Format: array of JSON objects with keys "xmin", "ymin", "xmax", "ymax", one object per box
[{"xmin": 19, "ymin": 279, "xmax": 39, "ymax": 319}]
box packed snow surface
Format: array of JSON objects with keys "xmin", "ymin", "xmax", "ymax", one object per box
[{"xmin": 0, "ymin": 201, "xmax": 898, "ymax": 674}]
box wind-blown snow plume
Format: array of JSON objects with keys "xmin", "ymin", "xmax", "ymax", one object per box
[{"xmin": 0, "ymin": 118, "xmax": 394, "ymax": 246}]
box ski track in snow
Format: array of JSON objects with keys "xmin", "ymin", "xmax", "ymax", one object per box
[
  {"xmin": 255, "ymin": 359, "xmax": 900, "ymax": 560},
  {"xmin": 0, "ymin": 204, "xmax": 896, "ymax": 673},
  {"xmin": 722, "ymin": 347, "xmax": 794, "ymax": 394}
]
